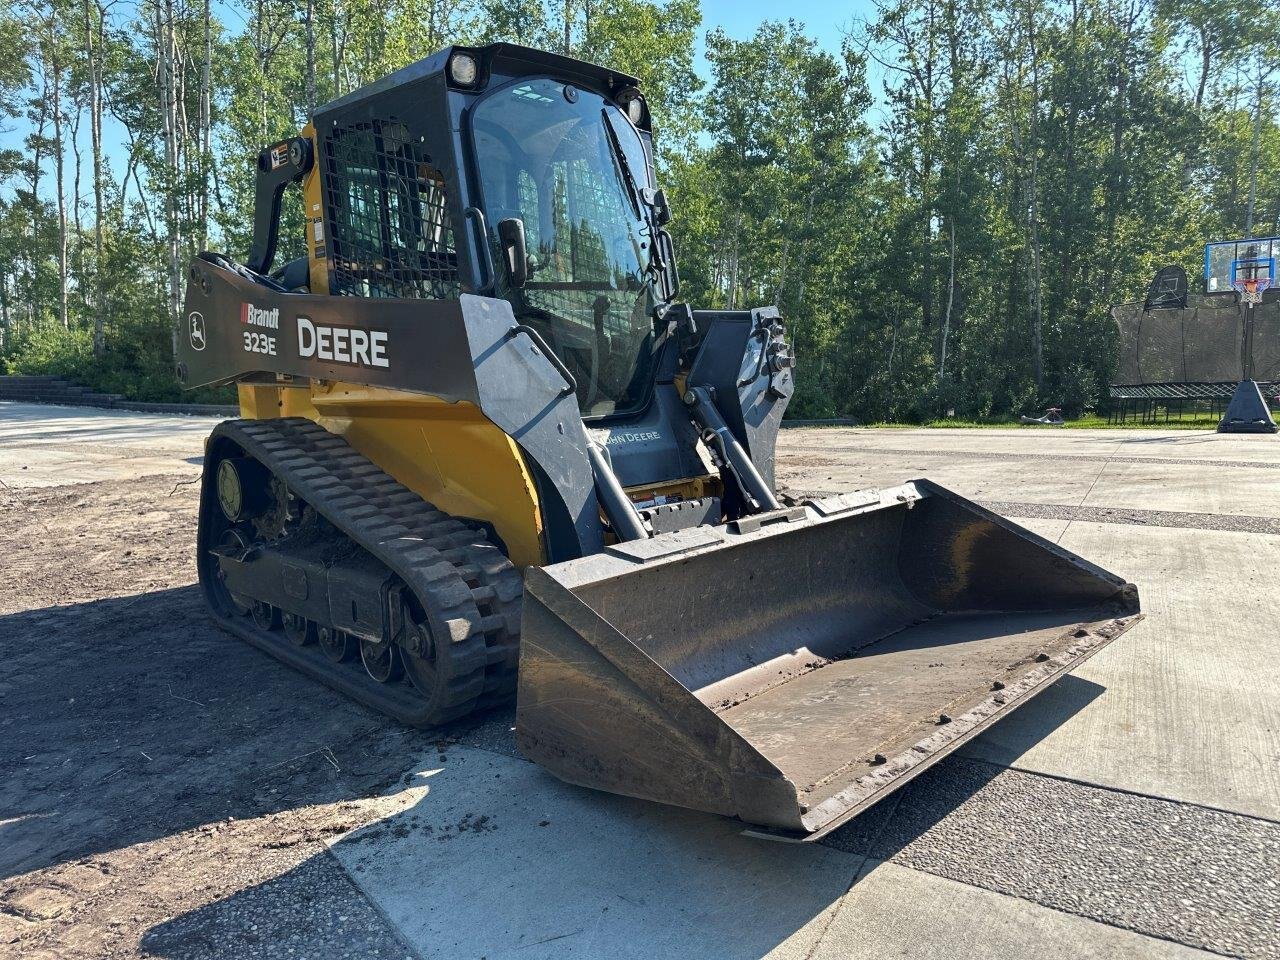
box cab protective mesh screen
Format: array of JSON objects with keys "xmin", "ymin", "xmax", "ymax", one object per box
[{"xmin": 322, "ymin": 119, "xmax": 459, "ymax": 299}]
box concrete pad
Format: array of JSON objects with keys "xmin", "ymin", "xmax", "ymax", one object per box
[
  {"xmin": 793, "ymin": 859, "xmax": 1215, "ymax": 960},
  {"xmin": 780, "ymin": 451, "xmax": 1106, "ymax": 505},
  {"xmin": 0, "ymin": 401, "xmax": 218, "ymax": 446},
  {"xmin": 330, "ymin": 746, "xmax": 1217, "ymax": 960},
  {"xmin": 0, "ymin": 402, "xmax": 215, "ymax": 487},
  {"xmin": 780, "ymin": 448, "xmax": 1280, "ymax": 518},
  {"xmin": 328, "ymin": 745, "xmax": 859, "ymax": 960},
  {"xmin": 1010, "ymin": 517, "xmax": 1071, "ymax": 540},
  {"xmin": 1082, "ymin": 459, "xmax": 1280, "ymax": 517},
  {"xmin": 0, "ymin": 446, "xmax": 203, "ymax": 488},
  {"xmin": 961, "ymin": 520, "xmax": 1280, "ymax": 821},
  {"xmin": 781, "ymin": 426, "xmax": 1280, "ymax": 464}
]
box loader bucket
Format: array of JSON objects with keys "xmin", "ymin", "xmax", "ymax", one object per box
[{"xmin": 516, "ymin": 480, "xmax": 1140, "ymax": 840}]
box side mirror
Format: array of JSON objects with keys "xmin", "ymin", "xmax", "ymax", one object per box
[
  {"xmin": 651, "ymin": 188, "xmax": 672, "ymax": 227},
  {"xmin": 497, "ymin": 217, "xmax": 528, "ymax": 289}
]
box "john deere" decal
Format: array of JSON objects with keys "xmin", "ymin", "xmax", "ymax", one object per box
[{"xmin": 296, "ymin": 316, "xmax": 389, "ymax": 369}]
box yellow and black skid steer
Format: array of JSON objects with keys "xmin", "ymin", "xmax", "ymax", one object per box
[{"xmin": 177, "ymin": 43, "xmax": 1140, "ymax": 841}]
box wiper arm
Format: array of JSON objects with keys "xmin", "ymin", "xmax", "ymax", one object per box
[
  {"xmin": 602, "ymin": 109, "xmax": 644, "ymax": 222},
  {"xmin": 601, "ymin": 109, "xmax": 670, "ymax": 304}
]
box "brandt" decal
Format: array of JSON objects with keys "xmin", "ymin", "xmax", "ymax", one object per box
[{"xmin": 241, "ymin": 302, "xmax": 280, "ymax": 329}]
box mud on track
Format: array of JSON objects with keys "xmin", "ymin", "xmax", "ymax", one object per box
[{"xmin": 0, "ymin": 474, "xmax": 483, "ymax": 958}]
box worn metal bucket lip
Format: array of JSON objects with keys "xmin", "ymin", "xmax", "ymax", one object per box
[
  {"xmin": 543, "ymin": 478, "xmax": 1134, "ymax": 594},
  {"xmin": 743, "ymin": 611, "xmax": 1143, "ymax": 843},
  {"xmin": 519, "ymin": 478, "xmax": 1142, "ymax": 842}
]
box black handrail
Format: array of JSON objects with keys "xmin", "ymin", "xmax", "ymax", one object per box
[{"xmin": 507, "ymin": 324, "xmax": 577, "ymax": 397}]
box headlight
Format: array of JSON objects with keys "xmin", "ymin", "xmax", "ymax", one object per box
[
  {"xmin": 448, "ymin": 52, "xmax": 478, "ymax": 87},
  {"xmin": 615, "ymin": 87, "xmax": 646, "ymax": 125}
]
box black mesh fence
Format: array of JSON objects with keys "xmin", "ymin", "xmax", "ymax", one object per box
[{"xmin": 1110, "ymin": 292, "xmax": 1280, "ymax": 389}]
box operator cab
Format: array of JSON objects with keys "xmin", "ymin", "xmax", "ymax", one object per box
[{"xmin": 272, "ymin": 43, "xmax": 680, "ymax": 423}]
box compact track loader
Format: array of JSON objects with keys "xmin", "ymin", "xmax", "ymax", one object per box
[{"xmin": 178, "ymin": 43, "xmax": 1140, "ymax": 840}]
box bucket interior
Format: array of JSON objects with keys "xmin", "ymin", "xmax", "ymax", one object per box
[{"xmin": 566, "ymin": 493, "xmax": 1131, "ymax": 811}]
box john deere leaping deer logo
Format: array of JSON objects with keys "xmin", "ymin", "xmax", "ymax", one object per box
[{"xmin": 188, "ymin": 311, "xmax": 206, "ymax": 352}]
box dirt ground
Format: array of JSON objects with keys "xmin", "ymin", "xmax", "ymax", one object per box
[
  {"xmin": 5, "ymin": 409, "xmax": 1280, "ymax": 959},
  {"xmin": 0, "ymin": 474, "xmax": 490, "ymax": 958}
]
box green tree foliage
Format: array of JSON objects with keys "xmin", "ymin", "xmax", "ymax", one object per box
[{"xmin": 0, "ymin": 0, "xmax": 1278, "ymax": 416}]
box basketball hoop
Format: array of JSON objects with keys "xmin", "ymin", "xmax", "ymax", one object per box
[
  {"xmin": 1233, "ymin": 277, "xmax": 1264, "ymax": 304},
  {"xmin": 1225, "ymin": 248, "xmax": 1275, "ymax": 305},
  {"xmin": 1235, "ymin": 277, "xmax": 1271, "ymax": 305}
]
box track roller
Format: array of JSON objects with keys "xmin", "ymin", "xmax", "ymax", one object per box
[
  {"xmin": 318, "ymin": 626, "xmax": 357, "ymax": 663},
  {"xmin": 283, "ymin": 612, "xmax": 315, "ymax": 646},
  {"xmin": 361, "ymin": 637, "xmax": 404, "ymax": 683},
  {"xmin": 251, "ymin": 600, "xmax": 280, "ymax": 631}
]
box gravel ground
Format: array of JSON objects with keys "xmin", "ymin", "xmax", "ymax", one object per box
[
  {"xmin": 139, "ymin": 851, "xmax": 413, "ymax": 960},
  {"xmin": 824, "ymin": 758, "xmax": 1280, "ymax": 959},
  {"xmin": 978, "ymin": 500, "xmax": 1280, "ymax": 535}
]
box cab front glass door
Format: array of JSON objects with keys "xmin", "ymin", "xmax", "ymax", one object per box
[{"xmin": 471, "ymin": 78, "xmax": 657, "ymax": 419}]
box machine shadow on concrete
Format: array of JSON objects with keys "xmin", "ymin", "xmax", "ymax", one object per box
[{"xmin": 137, "ymin": 675, "xmax": 1105, "ymax": 960}]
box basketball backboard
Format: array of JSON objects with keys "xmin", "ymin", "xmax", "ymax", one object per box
[{"xmin": 1204, "ymin": 237, "xmax": 1278, "ymax": 297}]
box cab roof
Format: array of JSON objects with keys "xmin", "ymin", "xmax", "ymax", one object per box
[{"xmin": 313, "ymin": 42, "xmax": 641, "ymax": 121}]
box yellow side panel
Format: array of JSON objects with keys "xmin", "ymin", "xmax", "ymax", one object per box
[
  {"xmin": 300, "ymin": 123, "xmax": 330, "ymax": 297},
  {"xmin": 236, "ymin": 382, "xmax": 546, "ymax": 570}
]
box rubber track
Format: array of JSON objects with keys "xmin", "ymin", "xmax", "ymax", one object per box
[{"xmin": 204, "ymin": 417, "xmax": 524, "ymax": 727}]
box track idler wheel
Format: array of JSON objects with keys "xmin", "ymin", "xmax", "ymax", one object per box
[
  {"xmin": 282, "ymin": 612, "xmax": 315, "ymax": 647},
  {"xmin": 361, "ymin": 637, "xmax": 404, "ymax": 683},
  {"xmin": 318, "ymin": 625, "xmax": 357, "ymax": 663}
]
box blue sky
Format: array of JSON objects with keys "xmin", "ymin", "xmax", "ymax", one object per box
[
  {"xmin": 695, "ymin": 1, "xmax": 889, "ymax": 123},
  {"xmin": 2, "ymin": 2, "xmax": 880, "ymax": 205},
  {"xmin": 698, "ymin": 0, "xmax": 868, "ymax": 63}
]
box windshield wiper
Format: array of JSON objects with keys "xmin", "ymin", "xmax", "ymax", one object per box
[
  {"xmin": 601, "ymin": 110, "xmax": 670, "ymax": 304},
  {"xmin": 602, "ymin": 109, "xmax": 644, "ymax": 222}
]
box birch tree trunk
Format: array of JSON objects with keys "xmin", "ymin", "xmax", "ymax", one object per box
[
  {"xmin": 46, "ymin": 11, "xmax": 70, "ymax": 331},
  {"xmin": 1244, "ymin": 70, "xmax": 1267, "ymax": 235},
  {"xmin": 330, "ymin": 0, "xmax": 344, "ymax": 98},
  {"xmin": 85, "ymin": 0, "xmax": 107, "ymax": 356},
  {"xmin": 154, "ymin": 0, "xmax": 184, "ymax": 356},
  {"xmin": 940, "ymin": 217, "xmax": 955, "ymax": 381},
  {"xmin": 199, "ymin": 0, "xmax": 212, "ymax": 245},
  {"xmin": 1025, "ymin": 0, "xmax": 1044, "ymax": 392},
  {"xmin": 305, "ymin": 0, "xmax": 317, "ymax": 111}
]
